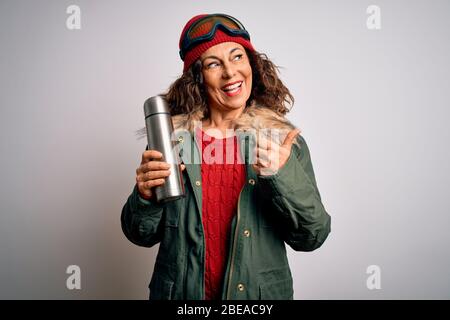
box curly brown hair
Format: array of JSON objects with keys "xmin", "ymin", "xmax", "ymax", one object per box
[
  {"xmin": 163, "ymin": 50, "xmax": 294, "ymax": 117},
  {"xmin": 136, "ymin": 50, "xmax": 294, "ymax": 139}
]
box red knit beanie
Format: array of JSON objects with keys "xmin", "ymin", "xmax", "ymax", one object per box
[{"xmin": 179, "ymin": 14, "xmax": 255, "ymax": 72}]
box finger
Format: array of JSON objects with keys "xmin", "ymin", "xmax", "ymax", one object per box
[
  {"xmin": 142, "ymin": 170, "xmax": 171, "ymax": 181},
  {"xmin": 256, "ymin": 133, "xmax": 284, "ymax": 152},
  {"xmin": 258, "ymin": 146, "xmax": 284, "ymax": 162},
  {"xmin": 137, "ymin": 179, "xmax": 163, "ymax": 196},
  {"xmin": 256, "ymin": 133, "xmax": 271, "ymax": 150},
  {"xmin": 137, "ymin": 161, "xmax": 168, "ymax": 175},
  {"xmin": 141, "ymin": 150, "xmax": 163, "ymax": 163},
  {"xmin": 251, "ymin": 163, "xmax": 261, "ymax": 175},
  {"xmin": 147, "ymin": 178, "xmax": 165, "ymax": 188},
  {"xmin": 137, "ymin": 187, "xmax": 152, "ymax": 200},
  {"xmin": 282, "ymin": 128, "xmax": 301, "ymax": 148},
  {"xmin": 139, "ymin": 179, "xmax": 165, "ymax": 190},
  {"xmin": 256, "ymin": 147, "xmax": 270, "ymax": 163},
  {"xmin": 180, "ymin": 164, "xmax": 186, "ymax": 171},
  {"xmin": 256, "ymin": 154, "xmax": 270, "ymax": 168},
  {"xmin": 141, "ymin": 161, "xmax": 171, "ymax": 173}
]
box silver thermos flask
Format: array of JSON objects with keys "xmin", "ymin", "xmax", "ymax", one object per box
[{"xmin": 144, "ymin": 95, "xmax": 185, "ymax": 203}]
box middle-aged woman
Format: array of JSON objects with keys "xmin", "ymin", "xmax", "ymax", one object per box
[{"xmin": 121, "ymin": 13, "xmax": 331, "ymax": 300}]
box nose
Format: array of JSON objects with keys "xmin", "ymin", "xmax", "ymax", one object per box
[{"xmin": 222, "ymin": 61, "xmax": 236, "ymax": 79}]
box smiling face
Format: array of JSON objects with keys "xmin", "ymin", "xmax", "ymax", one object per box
[{"xmin": 200, "ymin": 42, "xmax": 253, "ymax": 115}]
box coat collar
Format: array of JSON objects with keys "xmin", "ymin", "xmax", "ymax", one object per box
[{"xmin": 172, "ymin": 103, "xmax": 298, "ymax": 147}]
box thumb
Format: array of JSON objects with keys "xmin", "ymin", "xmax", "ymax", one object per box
[
  {"xmin": 180, "ymin": 164, "xmax": 186, "ymax": 171},
  {"xmin": 282, "ymin": 128, "xmax": 301, "ymax": 148}
]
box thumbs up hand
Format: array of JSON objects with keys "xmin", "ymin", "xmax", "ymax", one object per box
[{"xmin": 252, "ymin": 128, "xmax": 301, "ymax": 176}]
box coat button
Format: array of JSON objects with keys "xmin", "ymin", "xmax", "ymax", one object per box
[
  {"xmin": 195, "ymin": 180, "xmax": 201, "ymax": 186},
  {"xmin": 237, "ymin": 283, "xmax": 245, "ymax": 292},
  {"xmin": 243, "ymin": 229, "xmax": 251, "ymax": 237},
  {"xmin": 178, "ymin": 136, "xmax": 184, "ymax": 143},
  {"xmin": 248, "ymin": 179, "xmax": 255, "ymax": 185}
]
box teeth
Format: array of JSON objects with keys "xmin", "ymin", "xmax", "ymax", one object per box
[{"xmin": 223, "ymin": 82, "xmax": 242, "ymax": 91}]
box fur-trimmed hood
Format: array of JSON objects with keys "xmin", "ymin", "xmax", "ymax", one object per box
[{"xmin": 172, "ymin": 104, "xmax": 300, "ymax": 147}]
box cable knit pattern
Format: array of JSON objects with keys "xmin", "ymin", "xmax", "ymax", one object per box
[{"xmin": 198, "ymin": 128, "xmax": 246, "ymax": 300}]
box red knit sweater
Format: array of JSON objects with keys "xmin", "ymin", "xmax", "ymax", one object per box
[{"xmin": 198, "ymin": 129, "xmax": 246, "ymax": 300}]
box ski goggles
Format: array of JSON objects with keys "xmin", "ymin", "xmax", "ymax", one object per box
[{"xmin": 179, "ymin": 14, "xmax": 251, "ymax": 60}]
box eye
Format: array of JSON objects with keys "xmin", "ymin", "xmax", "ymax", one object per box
[
  {"xmin": 206, "ymin": 61, "xmax": 219, "ymax": 69},
  {"xmin": 233, "ymin": 54, "xmax": 243, "ymax": 61}
]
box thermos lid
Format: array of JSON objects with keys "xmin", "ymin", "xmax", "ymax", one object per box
[{"xmin": 144, "ymin": 95, "xmax": 170, "ymax": 118}]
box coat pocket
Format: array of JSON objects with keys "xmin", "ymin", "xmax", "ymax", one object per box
[
  {"xmin": 259, "ymin": 279, "xmax": 293, "ymax": 300},
  {"xmin": 148, "ymin": 275, "xmax": 174, "ymax": 300},
  {"xmin": 258, "ymin": 267, "xmax": 294, "ymax": 300}
]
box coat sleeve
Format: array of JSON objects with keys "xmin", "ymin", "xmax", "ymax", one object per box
[
  {"xmin": 120, "ymin": 184, "xmax": 166, "ymax": 248},
  {"xmin": 256, "ymin": 135, "xmax": 331, "ymax": 252}
]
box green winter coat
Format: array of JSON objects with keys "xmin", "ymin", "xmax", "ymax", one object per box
[{"xmin": 121, "ymin": 107, "xmax": 331, "ymax": 300}]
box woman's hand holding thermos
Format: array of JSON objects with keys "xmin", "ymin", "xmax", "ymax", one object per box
[{"xmin": 136, "ymin": 150, "xmax": 186, "ymax": 201}]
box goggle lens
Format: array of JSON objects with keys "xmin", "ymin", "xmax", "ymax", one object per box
[{"xmin": 187, "ymin": 16, "xmax": 243, "ymax": 39}]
